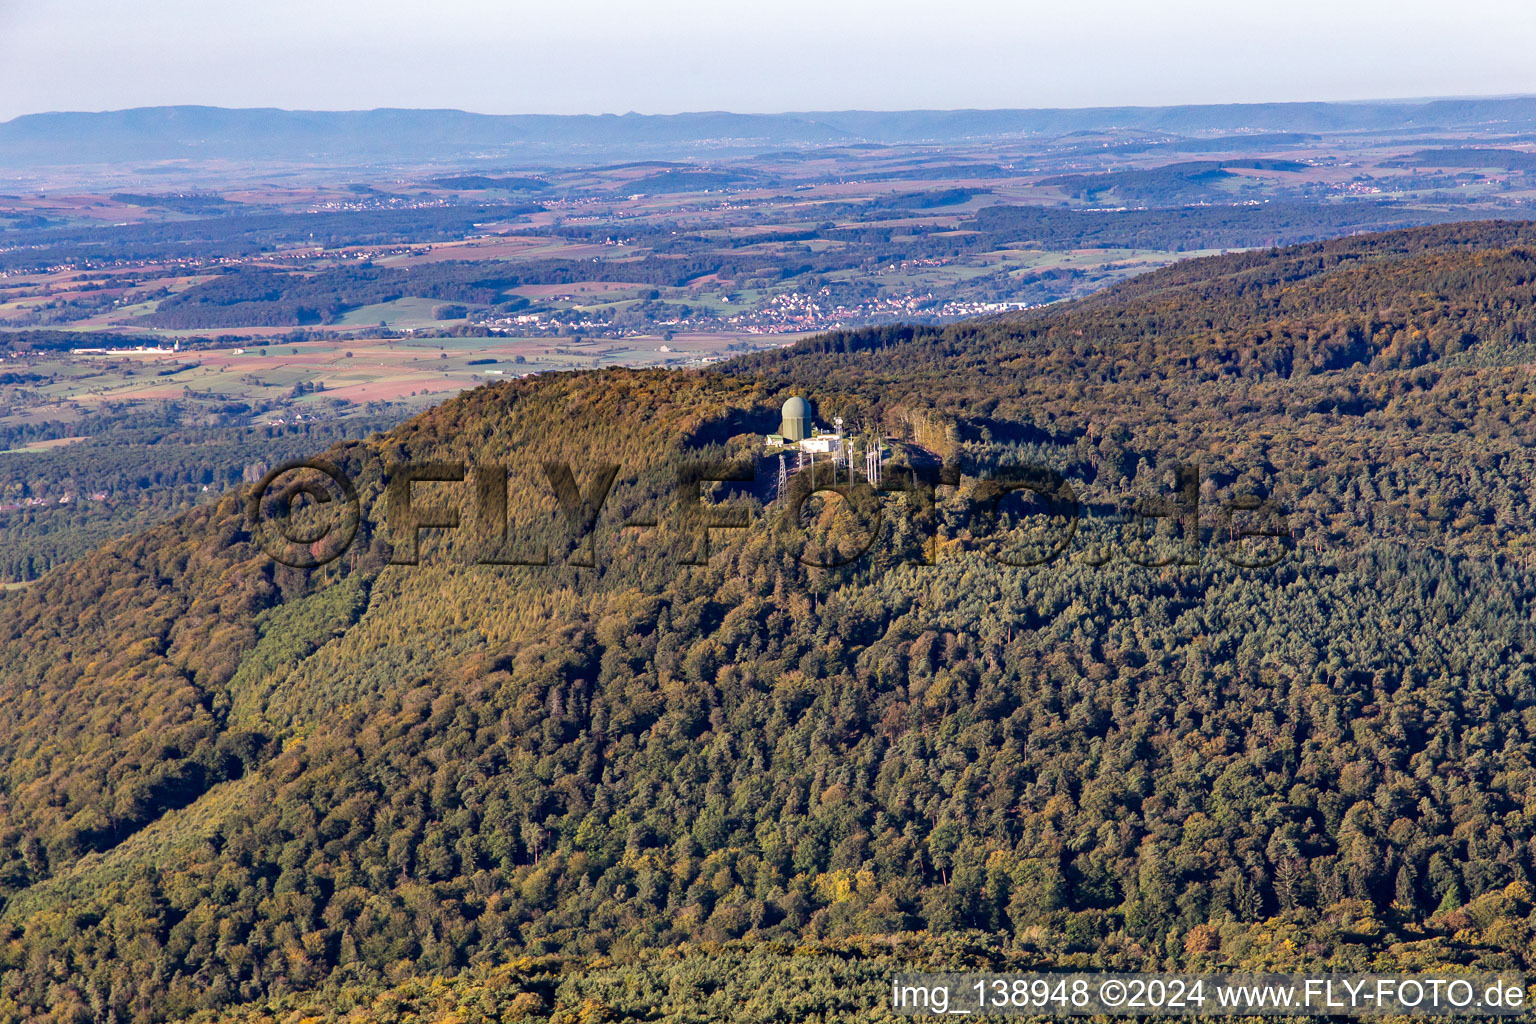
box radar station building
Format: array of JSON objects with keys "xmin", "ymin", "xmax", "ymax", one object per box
[
  {"xmin": 765, "ymin": 395, "xmax": 845, "ymax": 456},
  {"xmin": 779, "ymin": 396, "xmax": 813, "ymax": 442}
]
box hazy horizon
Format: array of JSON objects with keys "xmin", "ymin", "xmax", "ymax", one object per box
[
  {"xmin": 3, "ymin": 0, "xmax": 1535, "ymax": 123},
  {"xmin": 9, "ymin": 90, "xmax": 1536, "ymax": 122}
]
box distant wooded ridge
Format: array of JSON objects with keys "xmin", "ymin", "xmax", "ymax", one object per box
[{"xmin": 5, "ymin": 96, "xmax": 1536, "ymax": 166}]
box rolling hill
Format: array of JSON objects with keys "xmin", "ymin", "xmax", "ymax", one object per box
[
  {"xmin": 4, "ymin": 222, "xmax": 1536, "ymax": 1021},
  {"xmin": 7, "ymin": 97, "xmax": 1536, "ymax": 167}
]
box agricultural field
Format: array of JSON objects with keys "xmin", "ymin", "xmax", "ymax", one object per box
[
  {"xmin": 7, "ymin": 122, "xmax": 1536, "ymax": 363},
  {"xmin": 3, "ymin": 114, "xmax": 1536, "ymax": 586}
]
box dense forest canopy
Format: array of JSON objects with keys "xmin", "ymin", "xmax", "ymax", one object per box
[{"xmin": 3, "ymin": 222, "xmax": 1536, "ymax": 1021}]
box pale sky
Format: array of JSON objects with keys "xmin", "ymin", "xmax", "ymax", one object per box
[{"xmin": 2, "ymin": 0, "xmax": 1535, "ymax": 121}]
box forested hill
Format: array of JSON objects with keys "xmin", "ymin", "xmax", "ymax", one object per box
[{"xmin": 5, "ymin": 222, "xmax": 1536, "ymax": 1022}]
